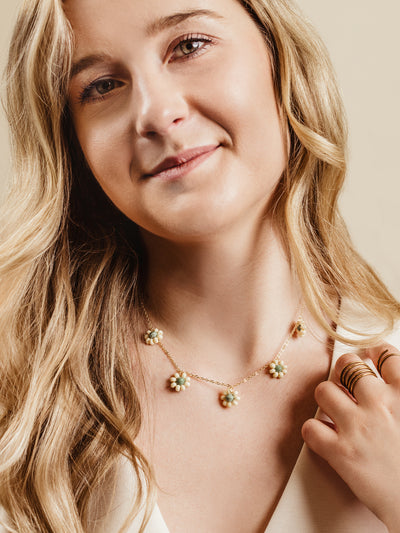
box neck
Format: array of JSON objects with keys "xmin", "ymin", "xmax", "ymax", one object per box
[{"xmin": 140, "ymin": 219, "xmax": 302, "ymax": 378}]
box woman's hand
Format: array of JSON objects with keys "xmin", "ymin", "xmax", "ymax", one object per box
[{"xmin": 302, "ymin": 343, "xmax": 400, "ymax": 533}]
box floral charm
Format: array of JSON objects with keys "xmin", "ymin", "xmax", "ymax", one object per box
[
  {"xmin": 294, "ymin": 319, "xmax": 306, "ymax": 337},
  {"xmin": 170, "ymin": 372, "xmax": 191, "ymax": 392},
  {"xmin": 269, "ymin": 358, "xmax": 288, "ymax": 379},
  {"xmin": 144, "ymin": 328, "xmax": 164, "ymax": 345},
  {"xmin": 220, "ymin": 388, "xmax": 240, "ymax": 408}
]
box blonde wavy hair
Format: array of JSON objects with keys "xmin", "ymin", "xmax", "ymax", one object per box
[{"xmin": 0, "ymin": 0, "xmax": 399, "ymax": 531}]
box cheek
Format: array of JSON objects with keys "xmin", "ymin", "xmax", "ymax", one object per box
[
  {"xmin": 197, "ymin": 46, "xmax": 285, "ymax": 179},
  {"xmin": 71, "ymin": 109, "xmax": 153, "ymax": 228},
  {"xmin": 73, "ymin": 110, "xmax": 132, "ymax": 191},
  {"xmin": 244, "ymin": 77, "xmax": 286, "ymax": 183}
]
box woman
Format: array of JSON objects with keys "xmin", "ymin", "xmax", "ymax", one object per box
[{"xmin": 0, "ymin": 0, "xmax": 399, "ymax": 531}]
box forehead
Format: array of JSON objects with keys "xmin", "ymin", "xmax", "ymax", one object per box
[
  {"xmin": 64, "ymin": 0, "xmax": 248, "ymax": 51},
  {"xmin": 63, "ymin": 0, "xmax": 260, "ymax": 64},
  {"xmin": 63, "ymin": 0, "xmax": 276, "ymax": 89}
]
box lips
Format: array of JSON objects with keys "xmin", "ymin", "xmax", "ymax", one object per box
[{"xmin": 143, "ymin": 145, "xmax": 219, "ymax": 178}]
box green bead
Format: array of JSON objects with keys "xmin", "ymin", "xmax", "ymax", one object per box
[
  {"xmin": 275, "ymin": 364, "xmax": 283, "ymax": 373},
  {"xmin": 176, "ymin": 377, "xmax": 186, "ymax": 386},
  {"xmin": 149, "ymin": 331, "xmax": 158, "ymax": 339},
  {"xmin": 225, "ymin": 393, "xmax": 234, "ymax": 402}
]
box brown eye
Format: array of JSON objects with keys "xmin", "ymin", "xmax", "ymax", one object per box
[
  {"xmin": 95, "ymin": 79, "xmax": 117, "ymax": 95},
  {"xmin": 78, "ymin": 78, "xmax": 124, "ymax": 105},
  {"xmin": 179, "ymin": 40, "xmax": 202, "ymax": 55},
  {"xmin": 171, "ymin": 36, "xmax": 213, "ymax": 61}
]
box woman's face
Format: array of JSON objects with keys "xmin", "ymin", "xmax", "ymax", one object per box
[{"xmin": 66, "ymin": 0, "xmax": 286, "ymax": 241}]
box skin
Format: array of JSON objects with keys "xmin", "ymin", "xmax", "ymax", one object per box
[
  {"xmin": 67, "ymin": 0, "xmax": 286, "ymax": 243},
  {"xmin": 66, "ymin": 0, "xmax": 299, "ymax": 385},
  {"xmin": 65, "ymin": 0, "xmax": 400, "ymax": 530},
  {"xmin": 303, "ymin": 344, "xmax": 400, "ymax": 533}
]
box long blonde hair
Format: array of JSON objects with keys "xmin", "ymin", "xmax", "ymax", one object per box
[{"xmin": 0, "ymin": 0, "xmax": 399, "ymax": 531}]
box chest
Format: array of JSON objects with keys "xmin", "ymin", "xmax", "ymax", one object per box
[{"xmin": 134, "ymin": 340, "xmax": 331, "ymax": 533}]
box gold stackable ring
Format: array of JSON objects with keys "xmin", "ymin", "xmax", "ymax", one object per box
[
  {"xmin": 340, "ymin": 361, "xmax": 377, "ymax": 397},
  {"xmin": 377, "ymin": 349, "xmax": 400, "ymax": 377}
]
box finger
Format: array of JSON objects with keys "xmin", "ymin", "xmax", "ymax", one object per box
[
  {"xmin": 334, "ymin": 353, "xmax": 381, "ymax": 405},
  {"xmin": 367, "ymin": 343, "xmax": 400, "ymax": 385},
  {"xmin": 314, "ymin": 380, "xmax": 357, "ymax": 429},
  {"xmin": 302, "ymin": 418, "xmax": 338, "ymax": 462}
]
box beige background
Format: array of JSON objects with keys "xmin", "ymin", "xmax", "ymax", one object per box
[{"xmin": 0, "ymin": 1, "xmax": 399, "ymax": 298}]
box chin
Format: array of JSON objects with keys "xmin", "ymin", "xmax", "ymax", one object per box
[{"xmin": 139, "ymin": 202, "xmax": 260, "ymax": 245}]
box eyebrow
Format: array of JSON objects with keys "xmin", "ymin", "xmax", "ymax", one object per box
[
  {"xmin": 70, "ymin": 53, "xmax": 114, "ymax": 80},
  {"xmin": 145, "ymin": 8, "xmax": 225, "ymax": 37},
  {"xmin": 69, "ymin": 9, "xmax": 224, "ymax": 80}
]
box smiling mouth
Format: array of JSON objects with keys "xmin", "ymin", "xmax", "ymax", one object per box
[{"xmin": 143, "ymin": 145, "xmax": 220, "ymax": 180}]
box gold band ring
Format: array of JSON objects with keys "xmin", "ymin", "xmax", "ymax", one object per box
[
  {"xmin": 340, "ymin": 361, "xmax": 377, "ymax": 396},
  {"xmin": 377, "ymin": 349, "xmax": 400, "ymax": 376},
  {"xmin": 340, "ymin": 362, "xmax": 370, "ymax": 386},
  {"xmin": 347, "ymin": 369, "xmax": 377, "ymax": 396}
]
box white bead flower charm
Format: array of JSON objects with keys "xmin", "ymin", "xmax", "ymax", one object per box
[
  {"xmin": 144, "ymin": 328, "xmax": 164, "ymax": 345},
  {"xmin": 220, "ymin": 389, "xmax": 240, "ymax": 408},
  {"xmin": 269, "ymin": 358, "xmax": 288, "ymax": 379},
  {"xmin": 170, "ymin": 372, "xmax": 191, "ymax": 392}
]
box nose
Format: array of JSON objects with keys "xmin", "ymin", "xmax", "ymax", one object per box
[{"xmin": 134, "ymin": 73, "xmax": 189, "ymax": 138}]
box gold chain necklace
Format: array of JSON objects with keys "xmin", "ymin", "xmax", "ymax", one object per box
[{"xmin": 140, "ymin": 301, "xmax": 306, "ymax": 408}]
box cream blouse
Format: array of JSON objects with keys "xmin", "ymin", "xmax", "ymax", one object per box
[
  {"xmin": 1, "ymin": 309, "xmax": 399, "ymax": 533},
  {"xmin": 88, "ymin": 309, "xmax": 400, "ymax": 533}
]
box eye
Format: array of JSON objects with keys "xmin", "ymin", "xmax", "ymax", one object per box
[
  {"xmin": 78, "ymin": 78, "xmax": 124, "ymax": 104},
  {"xmin": 171, "ymin": 34, "xmax": 214, "ymax": 61},
  {"xmin": 94, "ymin": 79, "xmax": 119, "ymax": 95}
]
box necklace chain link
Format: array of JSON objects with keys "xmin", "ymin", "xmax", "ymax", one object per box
[{"xmin": 141, "ymin": 302, "xmax": 302, "ymax": 390}]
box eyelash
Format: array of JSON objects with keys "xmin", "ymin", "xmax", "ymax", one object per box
[
  {"xmin": 77, "ymin": 33, "xmax": 214, "ymax": 105},
  {"xmin": 170, "ymin": 33, "xmax": 214, "ymax": 62}
]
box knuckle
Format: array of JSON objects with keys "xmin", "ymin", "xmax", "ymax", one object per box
[
  {"xmin": 336, "ymin": 352, "xmax": 357, "ymax": 367},
  {"xmin": 376, "ymin": 390, "xmax": 399, "ymax": 418},
  {"xmin": 301, "ymin": 419, "xmax": 313, "ymax": 440},
  {"xmin": 337, "ymin": 438, "xmax": 359, "ymax": 465},
  {"xmin": 336, "ymin": 353, "xmax": 360, "ymax": 376},
  {"xmin": 379, "ymin": 342, "xmax": 399, "ymax": 353},
  {"xmin": 314, "ymin": 380, "xmax": 331, "ymax": 402}
]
